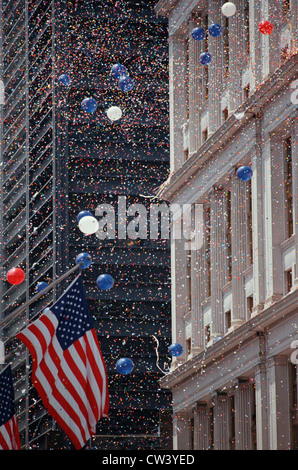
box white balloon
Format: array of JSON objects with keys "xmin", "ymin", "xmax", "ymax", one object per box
[
  {"xmin": 234, "ymin": 111, "xmax": 245, "ymax": 120},
  {"xmin": 107, "ymin": 106, "xmax": 122, "ymax": 121},
  {"xmin": 78, "ymin": 215, "xmax": 99, "ymax": 234},
  {"xmin": 221, "ymin": 2, "xmax": 236, "ymax": 17}
]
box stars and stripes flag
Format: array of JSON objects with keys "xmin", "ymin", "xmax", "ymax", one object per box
[
  {"xmin": 0, "ymin": 365, "xmax": 21, "ymax": 450},
  {"xmin": 17, "ymin": 275, "xmax": 109, "ymax": 449}
]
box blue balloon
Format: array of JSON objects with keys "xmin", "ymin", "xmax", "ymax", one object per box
[
  {"xmin": 76, "ymin": 252, "xmax": 92, "ymax": 269},
  {"xmin": 111, "ymin": 63, "xmax": 127, "ymax": 79},
  {"xmin": 199, "ymin": 52, "xmax": 212, "ymax": 65},
  {"xmin": 169, "ymin": 343, "xmax": 183, "ymax": 357},
  {"xmin": 81, "ymin": 97, "xmax": 97, "ymax": 113},
  {"xmin": 77, "ymin": 210, "xmax": 92, "ymax": 223},
  {"xmin": 191, "ymin": 27, "xmax": 205, "ymax": 41},
  {"xmin": 59, "ymin": 74, "xmax": 72, "ymax": 86},
  {"xmin": 209, "ymin": 23, "xmax": 222, "ymax": 37},
  {"xmin": 97, "ymin": 274, "xmax": 114, "ymax": 290},
  {"xmin": 116, "ymin": 358, "xmax": 134, "ymax": 375},
  {"xmin": 118, "ymin": 76, "xmax": 134, "ymax": 92},
  {"xmin": 36, "ymin": 281, "xmax": 48, "ymax": 293},
  {"xmin": 236, "ymin": 165, "xmax": 253, "ymax": 181}
]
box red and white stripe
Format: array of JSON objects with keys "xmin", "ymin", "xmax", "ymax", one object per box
[
  {"xmin": 0, "ymin": 415, "xmax": 21, "ymax": 450},
  {"xmin": 17, "ymin": 310, "xmax": 109, "ymax": 450}
]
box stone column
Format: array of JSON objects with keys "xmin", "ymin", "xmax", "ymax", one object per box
[
  {"xmin": 234, "ymin": 378, "xmax": 253, "ymax": 450},
  {"xmin": 173, "ymin": 412, "xmax": 192, "ymax": 450},
  {"xmin": 230, "ymin": 172, "xmax": 248, "ymax": 329},
  {"xmin": 249, "ymin": 0, "xmax": 263, "ymax": 91},
  {"xmin": 228, "ymin": 0, "xmax": 243, "ymax": 113},
  {"xmin": 208, "ymin": 0, "xmax": 223, "ymax": 132},
  {"xmin": 268, "ymin": 0, "xmax": 283, "ymax": 74},
  {"xmin": 263, "ymin": 132, "xmax": 284, "ymax": 308},
  {"xmin": 251, "ymin": 117, "xmax": 265, "ymax": 314},
  {"xmin": 170, "ymin": 202, "xmax": 189, "ymax": 366},
  {"xmin": 267, "ymin": 355, "xmax": 291, "ymax": 450},
  {"xmin": 255, "ymin": 362, "xmax": 269, "ymax": 450},
  {"xmin": 192, "ymin": 240, "xmax": 204, "ymax": 353},
  {"xmin": 194, "ymin": 403, "xmax": 209, "ymax": 450},
  {"xmin": 169, "ymin": 34, "xmax": 188, "ymax": 172},
  {"xmin": 213, "ymin": 392, "xmax": 229, "ymax": 450},
  {"xmin": 210, "ymin": 186, "xmax": 225, "ymax": 340},
  {"xmin": 171, "ymin": 233, "xmax": 188, "ymax": 365},
  {"xmin": 188, "ymin": 16, "xmax": 201, "ymax": 155},
  {"xmin": 292, "ymin": 120, "xmax": 298, "ymax": 289}
]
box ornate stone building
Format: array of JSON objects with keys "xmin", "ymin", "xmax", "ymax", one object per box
[{"xmin": 155, "ymin": 0, "xmax": 298, "ymax": 450}]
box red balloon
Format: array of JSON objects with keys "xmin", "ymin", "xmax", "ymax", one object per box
[
  {"xmin": 259, "ymin": 20, "xmax": 273, "ymax": 35},
  {"xmin": 7, "ymin": 267, "xmax": 25, "ymax": 285}
]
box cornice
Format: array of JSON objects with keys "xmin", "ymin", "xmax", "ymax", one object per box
[
  {"xmin": 157, "ymin": 54, "xmax": 298, "ymax": 203},
  {"xmin": 160, "ymin": 288, "xmax": 298, "ymax": 390}
]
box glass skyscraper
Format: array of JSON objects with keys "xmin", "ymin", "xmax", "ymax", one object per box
[{"xmin": 0, "ymin": 0, "xmax": 171, "ymax": 450}]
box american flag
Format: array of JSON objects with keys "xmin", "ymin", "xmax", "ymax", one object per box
[
  {"xmin": 0, "ymin": 365, "xmax": 21, "ymax": 450},
  {"xmin": 17, "ymin": 275, "xmax": 109, "ymax": 449}
]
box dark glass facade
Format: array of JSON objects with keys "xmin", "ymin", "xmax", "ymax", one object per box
[{"xmin": 0, "ymin": 0, "xmax": 171, "ymax": 450}]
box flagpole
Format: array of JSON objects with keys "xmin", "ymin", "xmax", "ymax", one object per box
[{"xmin": 0, "ymin": 261, "xmax": 84, "ymax": 330}]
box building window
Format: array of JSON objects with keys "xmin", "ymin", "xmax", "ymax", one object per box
[
  {"xmin": 205, "ymin": 206, "xmax": 211, "ymax": 297},
  {"xmin": 184, "ymin": 148, "xmax": 189, "ymax": 161},
  {"xmin": 285, "ymin": 268, "xmax": 293, "ymax": 294},
  {"xmin": 225, "ymin": 309, "xmax": 232, "ymax": 331},
  {"xmin": 202, "ymin": 14, "xmax": 209, "ymax": 101},
  {"xmin": 243, "ymin": 0, "xmax": 250, "ymax": 57},
  {"xmin": 202, "ymin": 128, "xmax": 208, "ymax": 142},
  {"xmin": 246, "ymin": 295, "xmax": 253, "ymax": 318},
  {"xmin": 284, "ymin": 137, "xmax": 293, "ymax": 239},
  {"xmin": 290, "ymin": 363, "xmax": 298, "ymax": 449},
  {"xmin": 186, "ymin": 337, "xmax": 192, "ymax": 357},
  {"xmin": 283, "ymin": 0, "xmax": 290, "ymax": 15},
  {"xmin": 225, "ymin": 190, "xmax": 232, "ymax": 282},
  {"xmin": 243, "ymin": 83, "xmax": 250, "ymax": 100},
  {"xmin": 223, "ymin": 16, "xmax": 229, "ymax": 79},
  {"xmin": 209, "ymin": 406, "xmax": 214, "ymax": 449},
  {"xmin": 205, "ymin": 323, "xmax": 211, "ymax": 343},
  {"xmin": 228, "ymin": 395, "xmax": 235, "ymax": 450},
  {"xmin": 247, "ymin": 179, "xmax": 253, "ymax": 264},
  {"xmin": 186, "ymin": 249, "xmax": 192, "ymax": 311},
  {"xmin": 222, "ymin": 107, "xmax": 229, "ymax": 122},
  {"xmin": 185, "ymin": 35, "xmax": 190, "ymax": 120},
  {"xmin": 190, "ymin": 417, "xmax": 194, "ymax": 450}
]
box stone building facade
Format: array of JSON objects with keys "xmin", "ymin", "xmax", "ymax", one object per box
[{"xmin": 155, "ymin": 0, "xmax": 298, "ymax": 450}]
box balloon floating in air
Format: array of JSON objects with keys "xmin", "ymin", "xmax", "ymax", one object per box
[
  {"xmin": 76, "ymin": 252, "xmax": 92, "ymax": 269},
  {"xmin": 106, "ymin": 106, "xmax": 122, "ymax": 121},
  {"xmin": 209, "ymin": 23, "xmax": 222, "ymax": 37},
  {"xmin": 96, "ymin": 274, "xmax": 114, "ymax": 290},
  {"xmin": 116, "ymin": 358, "xmax": 134, "ymax": 375},
  {"xmin": 77, "ymin": 210, "xmax": 92, "ymax": 223},
  {"xmin": 169, "ymin": 343, "xmax": 183, "ymax": 357},
  {"xmin": 78, "ymin": 213, "xmax": 99, "ymax": 234},
  {"xmin": 191, "ymin": 27, "xmax": 205, "ymax": 41},
  {"xmin": 36, "ymin": 281, "xmax": 48, "ymax": 293},
  {"xmin": 7, "ymin": 268, "xmax": 25, "ymax": 285},
  {"xmin": 81, "ymin": 97, "xmax": 98, "ymax": 113},
  {"xmin": 118, "ymin": 76, "xmax": 134, "ymax": 92},
  {"xmin": 258, "ymin": 20, "xmax": 273, "ymax": 35},
  {"xmin": 236, "ymin": 165, "xmax": 253, "ymax": 181},
  {"xmin": 199, "ymin": 52, "xmax": 212, "ymax": 65},
  {"xmin": 59, "ymin": 74, "xmax": 72, "ymax": 86},
  {"xmin": 111, "ymin": 63, "xmax": 127, "ymax": 79},
  {"xmin": 221, "ymin": 2, "xmax": 236, "ymax": 17},
  {"xmin": 234, "ymin": 111, "xmax": 246, "ymax": 120}
]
